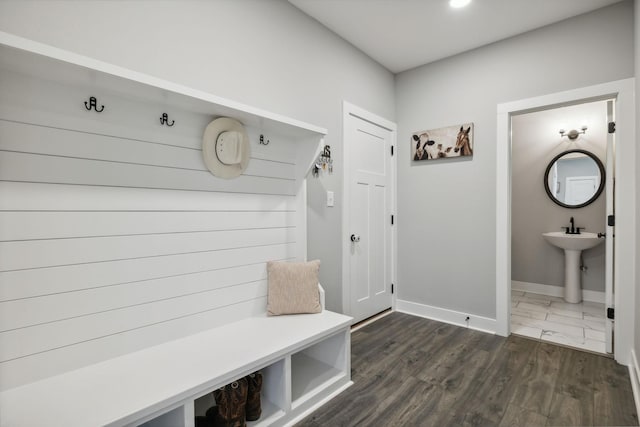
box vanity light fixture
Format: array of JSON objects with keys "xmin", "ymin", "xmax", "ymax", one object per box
[
  {"xmin": 559, "ymin": 126, "xmax": 587, "ymax": 140},
  {"xmin": 449, "ymin": 0, "xmax": 471, "ymax": 8}
]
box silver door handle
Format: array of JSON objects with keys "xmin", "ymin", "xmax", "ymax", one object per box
[{"xmin": 350, "ymin": 234, "xmax": 360, "ymax": 242}]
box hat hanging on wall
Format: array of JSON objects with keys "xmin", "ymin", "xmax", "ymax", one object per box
[{"xmin": 202, "ymin": 117, "xmax": 251, "ymax": 179}]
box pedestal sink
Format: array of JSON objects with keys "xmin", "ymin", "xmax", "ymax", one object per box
[{"xmin": 542, "ymin": 231, "xmax": 604, "ymax": 303}]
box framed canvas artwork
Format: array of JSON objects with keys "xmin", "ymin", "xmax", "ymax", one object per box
[{"xmin": 412, "ymin": 123, "xmax": 474, "ymax": 161}]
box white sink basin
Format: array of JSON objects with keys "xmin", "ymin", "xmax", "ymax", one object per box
[
  {"xmin": 542, "ymin": 231, "xmax": 603, "ymax": 251},
  {"xmin": 542, "ymin": 231, "xmax": 604, "ymax": 303}
]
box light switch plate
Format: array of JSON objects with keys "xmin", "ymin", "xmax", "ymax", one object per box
[{"xmin": 327, "ymin": 191, "xmax": 334, "ymax": 207}]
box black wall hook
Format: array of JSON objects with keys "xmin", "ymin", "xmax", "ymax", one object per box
[
  {"xmin": 84, "ymin": 96, "xmax": 104, "ymax": 112},
  {"xmin": 160, "ymin": 113, "xmax": 175, "ymax": 127}
]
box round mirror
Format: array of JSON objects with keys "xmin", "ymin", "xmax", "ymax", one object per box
[{"xmin": 543, "ymin": 149, "xmax": 605, "ymax": 209}]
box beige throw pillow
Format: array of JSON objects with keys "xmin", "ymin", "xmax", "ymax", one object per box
[{"xmin": 267, "ymin": 260, "xmax": 322, "ymax": 316}]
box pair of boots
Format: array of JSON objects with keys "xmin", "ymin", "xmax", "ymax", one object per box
[{"xmin": 196, "ymin": 371, "xmax": 262, "ymax": 427}]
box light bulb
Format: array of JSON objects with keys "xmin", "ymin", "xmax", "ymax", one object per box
[{"xmin": 450, "ymin": 0, "xmax": 471, "ymax": 8}]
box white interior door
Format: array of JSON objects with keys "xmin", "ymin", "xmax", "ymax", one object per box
[
  {"xmin": 605, "ymin": 100, "xmax": 615, "ymax": 354},
  {"xmin": 345, "ymin": 108, "xmax": 394, "ymax": 324},
  {"xmin": 565, "ymin": 176, "xmax": 598, "ymax": 204}
]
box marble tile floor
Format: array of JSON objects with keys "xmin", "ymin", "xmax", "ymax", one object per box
[{"xmin": 511, "ymin": 291, "xmax": 607, "ymax": 354}]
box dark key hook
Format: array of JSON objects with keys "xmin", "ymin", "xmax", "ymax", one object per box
[
  {"xmin": 84, "ymin": 96, "xmax": 104, "ymax": 112},
  {"xmin": 160, "ymin": 113, "xmax": 175, "ymax": 127}
]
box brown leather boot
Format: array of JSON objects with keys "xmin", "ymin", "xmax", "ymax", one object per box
[
  {"xmin": 195, "ymin": 415, "xmax": 211, "ymax": 427},
  {"xmin": 212, "ymin": 378, "xmax": 248, "ymax": 427},
  {"xmin": 245, "ymin": 371, "xmax": 263, "ymax": 421}
]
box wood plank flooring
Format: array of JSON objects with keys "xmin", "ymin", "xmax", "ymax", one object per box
[{"xmin": 296, "ymin": 312, "xmax": 638, "ymax": 427}]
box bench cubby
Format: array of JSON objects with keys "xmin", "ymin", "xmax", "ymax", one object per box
[
  {"xmin": 291, "ymin": 330, "xmax": 349, "ymax": 409},
  {"xmin": 193, "ymin": 358, "xmax": 287, "ymax": 427}
]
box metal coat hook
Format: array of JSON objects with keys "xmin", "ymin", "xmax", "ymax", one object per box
[
  {"xmin": 313, "ymin": 144, "xmax": 333, "ymax": 177},
  {"xmin": 84, "ymin": 96, "xmax": 104, "ymax": 112},
  {"xmin": 259, "ymin": 134, "xmax": 269, "ymax": 145},
  {"xmin": 323, "ymin": 145, "xmax": 331, "ymax": 158},
  {"xmin": 160, "ymin": 113, "xmax": 175, "ymax": 127}
]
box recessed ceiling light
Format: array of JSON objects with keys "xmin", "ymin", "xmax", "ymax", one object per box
[{"xmin": 450, "ymin": 0, "xmax": 471, "ymax": 8}]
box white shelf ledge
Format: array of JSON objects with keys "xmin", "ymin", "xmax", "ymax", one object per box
[{"xmin": 0, "ymin": 31, "xmax": 327, "ymax": 140}]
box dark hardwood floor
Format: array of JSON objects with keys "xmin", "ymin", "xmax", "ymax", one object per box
[{"xmin": 296, "ymin": 312, "xmax": 638, "ymax": 426}]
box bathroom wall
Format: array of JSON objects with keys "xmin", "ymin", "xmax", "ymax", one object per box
[
  {"xmin": 395, "ymin": 1, "xmax": 634, "ymax": 320},
  {"xmin": 511, "ymin": 101, "xmax": 607, "ymax": 294},
  {"xmin": 0, "ymin": 0, "xmax": 396, "ymax": 313}
]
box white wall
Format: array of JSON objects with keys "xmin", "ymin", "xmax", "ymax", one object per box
[
  {"xmin": 0, "ymin": 0, "xmax": 396, "ymax": 313},
  {"xmin": 395, "ymin": 1, "xmax": 634, "ymax": 320},
  {"xmin": 512, "ymin": 101, "xmax": 607, "ymax": 293}
]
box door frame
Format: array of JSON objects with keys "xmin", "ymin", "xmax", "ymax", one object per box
[
  {"xmin": 495, "ymin": 78, "xmax": 635, "ymax": 365},
  {"xmin": 342, "ymin": 101, "xmax": 398, "ymax": 318}
]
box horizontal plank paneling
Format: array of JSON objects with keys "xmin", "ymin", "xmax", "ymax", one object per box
[
  {"xmin": 0, "ymin": 211, "xmax": 297, "ymax": 241},
  {"xmin": 1, "ymin": 227, "xmax": 296, "ymax": 271},
  {"xmin": 0, "ymin": 263, "xmax": 273, "ymax": 331},
  {"xmin": 0, "ymin": 71, "xmax": 299, "ymax": 163},
  {"xmin": 0, "ymin": 182, "xmax": 296, "ymax": 212},
  {"xmin": 0, "ymin": 243, "xmax": 296, "ymax": 301},
  {"xmin": 0, "ymin": 120, "xmax": 296, "ymax": 179},
  {"xmin": 0, "ymin": 151, "xmax": 296, "ymax": 195},
  {"xmin": 0, "ymin": 119, "xmax": 203, "ymax": 168},
  {"xmin": 245, "ymin": 158, "xmax": 295, "ymax": 179},
  {"xmin": 0, "ymin": 104, "xmax": 297, "ymax": 165},
  {"xmin": 0, "ymin": 65, "xmax": 311, "ymax": 389},
  {"xmin": 1, "ymin": 280, "xmax": 267, "ymax": 362},
  {"xmin": 0, "ymin": 297, "xmax": 266, "ymax": 391},
  {"xmin": 0, "ymin": 72, "xmax": 209, "ymax": 150},
  {"xmin": 245, "ymin": 126, "xmax": 298, "ymax": 165}
]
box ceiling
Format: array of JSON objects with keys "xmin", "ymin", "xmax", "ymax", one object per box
[{"xmin": 288, "ymin": 0, "xmax": 623, "ymax": 73}]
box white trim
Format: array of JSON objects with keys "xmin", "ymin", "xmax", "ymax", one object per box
[
  {"xmin": 341, "ymin": 101, "xmax": 397, "ymax": 319},
  {"xmin": 396, "ymin": 300, "xmax": 496, "ymax": 335},
  {"xmin": 350, "ymin": 309, "xmax": 394, "ymax": 333},
  {"xmin": 629, "ymin": 350, "xmax": 640, "ymax": 419},
  {"xmin": 511, "ymin": 280, "xmax": 605, "ymax": 304},
  {"xmin": 496, "ymin": 108, "xmax": 511, "ymax": 337},
  {"xmin": 496, "ymin": 78, "xmax": 635, "ymax": 364},
  {"xmin": 343, "ymin": 102, "xmax": 397, "ymax": 131}
]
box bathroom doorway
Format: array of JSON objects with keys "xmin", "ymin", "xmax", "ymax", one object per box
[
  {"xmin": 495, "ymin": 79, "xmax": 635, "ymax": 365},
  {"xmin": 510, "ymin": 100, "xmax": 611, "ymax": 355}
]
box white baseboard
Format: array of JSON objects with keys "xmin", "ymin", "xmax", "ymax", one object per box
[
  {"xmin": 396, "ymin": 299, "xmax": 496, "ymax": 334},
  {"xmin": 511, "ymin": 280, "xmax": 605, "ymax": 304},
  {"xmin": 629, "ymin": 350, "xmax": 640, "ymax": 419}
]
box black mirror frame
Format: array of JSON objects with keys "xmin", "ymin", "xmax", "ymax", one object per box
[{"xmin": 543, "ymin": 149, "xmax": 606, "ymax": 209}]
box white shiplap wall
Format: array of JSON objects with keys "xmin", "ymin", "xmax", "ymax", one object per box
[{"xmin": 0, "ymin": 67, "xmax": 309, "ymax": 390}]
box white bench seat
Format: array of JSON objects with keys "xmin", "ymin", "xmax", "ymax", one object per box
[{"xmin": 0, "ymin": 310, "xmax": 352, "ymax": 427}]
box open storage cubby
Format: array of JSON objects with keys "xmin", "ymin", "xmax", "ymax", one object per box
[
  {"xmin": 291, "ymin": 330, "xmax": 349, "ymax": 410},
  {"xmin": 193, "ymin": 359, "xmax": 287, "ymax": 427}
]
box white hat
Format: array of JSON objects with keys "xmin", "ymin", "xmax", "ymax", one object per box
[{"xmin": 202, "ymin": 117, "xmax": 251, "ymax": 179}]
